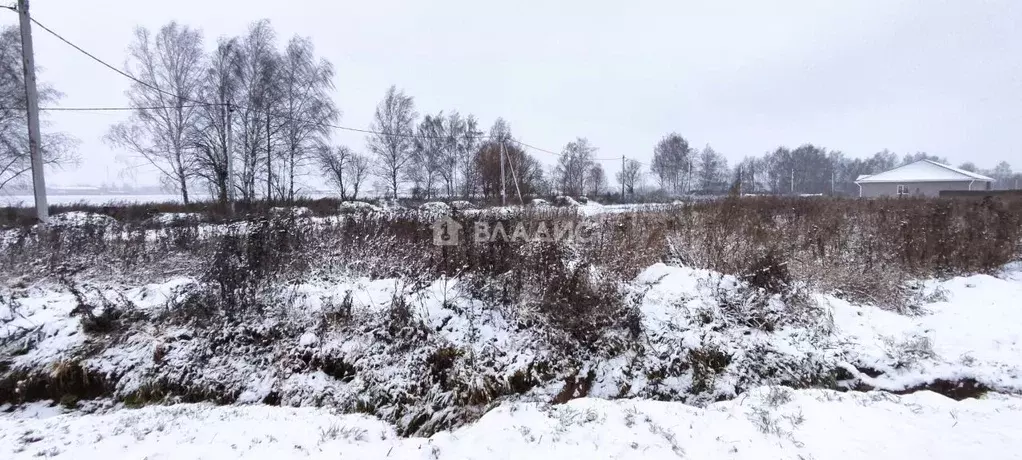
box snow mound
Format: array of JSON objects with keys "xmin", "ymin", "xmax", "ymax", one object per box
[
  {"xmin": 553, "ymin": 196, "xmax": 581, "ymax": 207},
  {"xmin": 449, "ymin": 200, "xmax": 475, "ymax": 210},
  {"xmin": 270, "ymin": 206, "xmax": 312, "ymax": 217},
  {"xmin": 379, "ymin": 198, "xmax": 404, "ymax": 211},
  {"xmin": 46, "ymin": 212, "xmax": 116, "ymax": 228},
  {"xmin": 418, "ymin": 201, "xmax": 452, "ymax": 215},
  {"xmin": 338, "ymin": 201, "xmax": 382, "ymax": 214},
  {"xmin": 149, "ymin": 213, "xmax": 202, "ymax": 225},
  {"xmin": 827, "ymin": 272, "xmax": 1022, "ymax": 392}
]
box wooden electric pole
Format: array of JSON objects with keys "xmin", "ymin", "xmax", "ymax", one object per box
[
  {"xmin": 499, "ymin": 139, "xmax": 507, "ymax": 206},
  {"xmin": 621, "ymin": 155, "xmax": 625, "ymax": 200},
  {"xmin": 17, "ymin": 0, "xmax": 48, "ymax": 222}
]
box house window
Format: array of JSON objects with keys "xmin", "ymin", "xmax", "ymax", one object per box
[{"xmin": 897, "ymin": 185, "xmax": 909, "ymax": 197}]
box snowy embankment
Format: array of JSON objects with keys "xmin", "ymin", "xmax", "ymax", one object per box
[
  {"xmin": 3, "ymin": 260, "xmax": 1022, "ymax": 454},
  {"xmin": 3, "ymin": 388, "xmax": 1021, "ymax": 459},
  {"xmin": 5, "ymin": 264, "xmax": 1022, "ymax": 400}
]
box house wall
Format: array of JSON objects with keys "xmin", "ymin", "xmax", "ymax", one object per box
[{"xmin": 859, "ymin": 181, "xmax": 989, "ymax": 198}]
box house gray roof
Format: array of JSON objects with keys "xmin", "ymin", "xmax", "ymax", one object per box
[{"xmin": 854, "ymin": 159, "xmax": 994, "ymax": 184}]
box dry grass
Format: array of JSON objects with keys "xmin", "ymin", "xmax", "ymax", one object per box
[{"xmin": 2, "ymin": 196, "xmax": 1020, "ymax": 312}]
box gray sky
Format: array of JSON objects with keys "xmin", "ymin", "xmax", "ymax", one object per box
[{"xmin": 4, "ymin": 0, "xmax": 1020, "ymax": 188}]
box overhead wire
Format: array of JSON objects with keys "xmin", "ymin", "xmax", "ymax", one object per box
[
  {"xmin": 28, "ymin": 16, "xmax": 220, "ymax": 108},
  {"xmin": 24, "ymin": 14, "xmax": 649, "ymax": 166}
]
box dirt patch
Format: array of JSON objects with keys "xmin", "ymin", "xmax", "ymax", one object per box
[
  {"xmin": 893, "ymin": 378, "xmax": 991, "ymax": 401},
  {"xmin": 0, "ymin": 361, "xmax": 113, "ymax": 406}
]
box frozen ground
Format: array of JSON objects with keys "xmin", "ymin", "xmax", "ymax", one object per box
[{"xmin": 2, "ymin": 387, "xmax": 1021, "ymax": 459}]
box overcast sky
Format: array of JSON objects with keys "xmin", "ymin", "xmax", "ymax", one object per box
[{"xmin": 3, "ymin": 0, "xmax": 1020, "ymax": 188}]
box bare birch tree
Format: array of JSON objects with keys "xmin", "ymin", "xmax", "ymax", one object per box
[
  {"xmin": 555, "ymin": 137, "xmax": 596, "ymax": 196},
  {"xmin": 650, "ymin": 133, "xmax": 691, "ymax": 194},
  {"xmin": 586, "ymin": 164, "xmax": 608, "ymax": 196},
  {"xmin": 192, "ymin": 37, "xmax": 241, "ymax": 204},
  {"xmin": 696, "ymin": 144, "xmax": 729, "ymax": 192},
  {"xmin": 275, "ymin": 36, "xmax": 339, "ymax": 202},
  {"xmin": 366, "ymin": 85, "xmax": 417, "ymax": 199},
  {"xmin": 234, "ymin": 20, "xmax": 279, "ymax": 201},
  {"xmin": 0, "ymin": 26, "xmax": 76, "ymax": 192},
  {"xmin": 458, "ymin": 114, "xmax": 482, "ymax": 198},
  {"xmin": 316, "ymin": 145, "xmax": 352, "ymax": 200},
  {"xmin": 107, "ymin": 22, "xmax": 205, "ymax": 204},
  {"xmin": 346, "ymin": 153, "xmax": 371, "ymax": 200},
  {"xmin": 409, "ymin": 113, "xmax": 445, "ymax": 199}
]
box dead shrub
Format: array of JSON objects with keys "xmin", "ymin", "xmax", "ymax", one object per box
[
  {"xmin": 537, "ymin": 263, "xmax": 624, "ymax": 350},
  {"xmin": 689, "ymin": 347, "xmax": 732, "ymax": 394},
  {"xmin": 742, "ymin": 250, "xmax": 791, "ymax": 295}
]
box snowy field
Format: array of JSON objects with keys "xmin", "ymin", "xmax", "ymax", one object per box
[
  {"xmin": 0, "ymin": 194, "xmax": 188, "ymax": 207},
  {"xmin": 0, "ymin": 194, "xmax": 343, "ymax": 207},
  {"xmin": 0, "ymin": 193, "xmax": 673, "ymax": 209},
  {"xmin": 3, "ymin": 388, "xmax": 1021, "ymax": 459}
]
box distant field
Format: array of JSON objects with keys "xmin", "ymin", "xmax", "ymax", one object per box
[
  {"xmin": 0, "ymin": 194, "xmax": 186, "ymax": 207},
  {"xmin": 0, "ymin": 193, "xmax": 342, "ymax": 207}
]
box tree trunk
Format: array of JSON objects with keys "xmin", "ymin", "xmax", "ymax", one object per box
[
  {"xmin": 180, "ymin": 175, "xmax": 190, "ymax": 205},
  {"xmin": 266, "ymin": 115, "xmax": 272, "ymax": 203},
  {"xmin": 217, "ymin": 170, "xmax": 228, "ymax": 205}
]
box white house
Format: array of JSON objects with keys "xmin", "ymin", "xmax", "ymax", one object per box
[{"xmin": 854, "ymin": 160, "xmax": 994, "ymax": 198}]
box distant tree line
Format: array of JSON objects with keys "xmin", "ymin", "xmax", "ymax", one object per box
[
  {"xmin": 3, "ymin": 20, "xmax": 1021, "ymax": 201},
  {"xmin": 105, "ymin": 20, "xmax": 340, "ymax": 204},
  {"xmin": 647, "ymin": 134, "xmax": 1021, "ymax": 197}
]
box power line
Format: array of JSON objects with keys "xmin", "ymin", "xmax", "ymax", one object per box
[
  {"xmin": 14, "ymin": 102, "xmax": 643, "ymax": 164},
  {"xmin": 510, "ymin": 138, "xmax": 643, "ymax": 164},
  {"xmin": 6, "ymin": 103, "xmax": 492, "ymax": 140},
  {"xmin": 25, "ymin": 16, "xmax": 637, "ymax": 160},
  {"xmin": 36, "ymin": 105, "xmax": 207, "ymax": 111},
  {"xmin": 23, "ymin": 15, "xmax": 649, "ymax": 167},
  {"xmin": 28, "ymin": 16, "xmax": 221, "ymax": 108},
  {"xmin": 26, "ymin": 15, "xmax": 483, "ymax": 141}
]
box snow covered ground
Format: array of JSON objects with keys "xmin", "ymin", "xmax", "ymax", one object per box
[
  {"xmin": 3, "ymin": 249, "xmax": 1022, "ymax": 457},
  {"xmin": 2, "ymin": 387, "xmax": 1020, "ymax": 459}
]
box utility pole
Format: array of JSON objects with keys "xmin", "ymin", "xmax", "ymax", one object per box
[
  {"xmin": 17, "ymin": 0, "xmax": 48, "ymax": 223},
  {"xmin": 505, "ymin": 145, "xmax": 524, "ymax": 204},
  {"xmin": 226, "ymin": 101, "xmax": 235, "ymax": 212},
  {"xmin": 499, "ymin": 139, "xmax": 507, "ymax": 206},
  {"xmin": 621, "ymin": 155, "xmax": 625, "ymax": 200},
  {"xmin": 738, "ymin": 165, "xmax": 743, "ymax": 196},
  {"xmin": 790, "ymin": 168, "xmax": 794, "ymax": 195}
]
